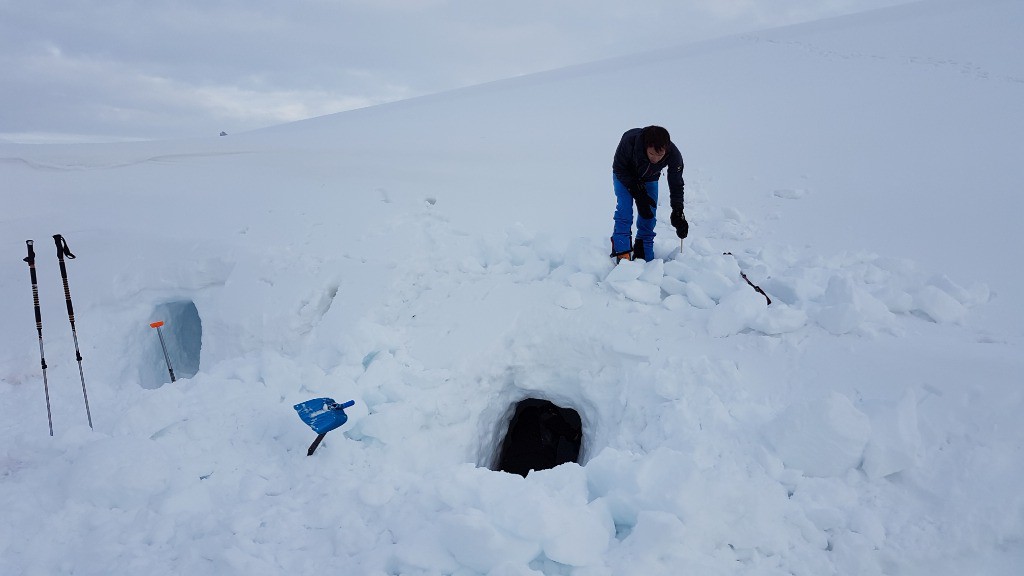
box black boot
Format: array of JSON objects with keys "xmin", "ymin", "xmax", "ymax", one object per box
[
  {"xmin": 610, "ymin": 237, "xmax": 632, "ymax": 262},
  {"xmin": 632, "ymin": 238, "xmax": 647, "ymax": 262}
]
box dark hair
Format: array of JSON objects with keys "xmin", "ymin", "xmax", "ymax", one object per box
[{"xmin": 643, "ymin": 125, "xmax": 670, "ymax": 151}]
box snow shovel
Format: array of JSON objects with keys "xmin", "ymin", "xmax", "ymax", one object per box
[{"xmin": 294, "ymin": 397, "xmax": 355, "ymax": 456}]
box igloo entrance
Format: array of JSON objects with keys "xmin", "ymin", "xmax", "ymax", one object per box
[
  {"xmin": 494, "ymin": 398, "xmax": 583, "ymax": 477},
  {"xmin": 141, "ymin": 300, "xmax": 202, "ymax": 388}
]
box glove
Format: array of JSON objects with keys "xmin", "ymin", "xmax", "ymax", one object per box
[
  {"xmin": 630, "ymin": 185, "xmax": 656, "ymax": 220},
  {"xmin": 670, "ymin": 209, "xmax": 688, "ymax": 239}
]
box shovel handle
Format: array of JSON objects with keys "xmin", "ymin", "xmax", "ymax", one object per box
[{"xmin": 307, "ymin": 433, "xmax": 327, "ymax": 456}]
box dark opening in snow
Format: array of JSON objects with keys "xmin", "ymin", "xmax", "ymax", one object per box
[
  {"xmin": 141, "ymin": 300, "xmax": 202, "ymax": 388},
  {"xmin": 496, "ymin": 398, "xmax": 583, "ymax": 477}
]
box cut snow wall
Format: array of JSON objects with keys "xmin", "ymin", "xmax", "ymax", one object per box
[{"xmin": 140, "ymin": 300, "xmax": 202, "ymax": 388}]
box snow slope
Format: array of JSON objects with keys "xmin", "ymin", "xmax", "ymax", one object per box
[{"xmin": 2, "ymin": 0, "xmax": 1022, "ymax": 574}]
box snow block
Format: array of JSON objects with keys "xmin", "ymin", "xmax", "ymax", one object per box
[
  {"xmin": 764, "ymin": 393, "xmax": 871, "ymax": 478},
  {"xmin": 861, "ymin": 391, "xmax": 922, "ymax": 479},
  {"xmin": 707, "ymin": 288, "xmax": 765, "ymax": 337},
  {"xmin": 496, "ymin": 398, "xmax": 583, "ymax": 477},
  {"xmin": 913, "ymin": 285, "xmax": 967, "ymax": 324},
  {"xmin": 816, "ymin": 276, "xmax": 892, "ymax": 335},
  {"xmin": 605, "ymin": 261, "xmax": 663, "ymax": 304},
  {"xmin": 439, "ymin": 509, "xmax": 541, "ymax": 571}
]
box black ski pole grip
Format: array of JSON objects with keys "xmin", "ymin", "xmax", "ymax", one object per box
[
  {"xmin": 24, "ymin": 241, "xmax": 43, "ymax": 329},
  {"xmin": 53, "ymin": 234, "xmax": 76, "ymax": 259},
  {"xmin": 53, "ymin": 234, "xmax": 76, "ymax": 322}
]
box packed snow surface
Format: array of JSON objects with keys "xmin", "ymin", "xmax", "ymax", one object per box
[{"xmin": 2, "ymin": 0, "xmax": 1023, "ymax": 574}]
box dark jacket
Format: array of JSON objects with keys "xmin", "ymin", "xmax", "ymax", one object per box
[{"xmin": 612, "ymin": 127, "xmax": 685, "ymax": 211}]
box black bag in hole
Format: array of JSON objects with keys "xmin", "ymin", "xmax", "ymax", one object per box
[{"xmin": 497, "ymin": 398, "xmax": 582, "ymax": 477}]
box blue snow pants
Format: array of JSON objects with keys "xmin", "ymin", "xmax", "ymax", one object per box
[{"xmin": 612, "ymin": 175, "xmax": 659, "ymax": 261}]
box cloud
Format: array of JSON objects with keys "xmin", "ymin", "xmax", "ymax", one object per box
[
  {"xmin": 0, "ymin": 0, "xmax": 916, "ymax": 141},
  {"xmin": 0, "ymin": 37, "xmax": 406, "ymax": 140}
]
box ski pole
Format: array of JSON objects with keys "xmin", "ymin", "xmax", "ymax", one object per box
[
  {"xmin": 24, "ymin": 240, "xmax": 54, "ymax": 436},
  {"xmin": 52, "ymin": 234, "xmax": 93, "ymax": 429},
  {"xmin": 149, "ymin": 321, "xmax": 176, "ymax": 382}
]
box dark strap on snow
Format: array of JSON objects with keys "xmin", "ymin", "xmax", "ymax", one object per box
[
  {"xmin": 724, "ymin": 253, "xmax": 771, "ymax": 306},
  {"xmin": 741, "ymin": 271, "xmax": 772, "ymax": 306}
]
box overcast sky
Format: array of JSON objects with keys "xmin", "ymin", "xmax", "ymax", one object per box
[{"xmin": 1, "ymin": 0, "xmax": 917, "ymax": 143}]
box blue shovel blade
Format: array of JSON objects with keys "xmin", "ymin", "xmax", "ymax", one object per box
[{"xmin": 294, "ymin": 397, "xmax": 354, "ymax": 434}]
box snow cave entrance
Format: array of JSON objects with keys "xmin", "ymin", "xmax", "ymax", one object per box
[
  {"xmin": 142, "ymin": 300, "xmax": 202, "ymax": 388},
  {"xmin": 495, "ymin": 398, "xmax": 583, "ymax": 477}
]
